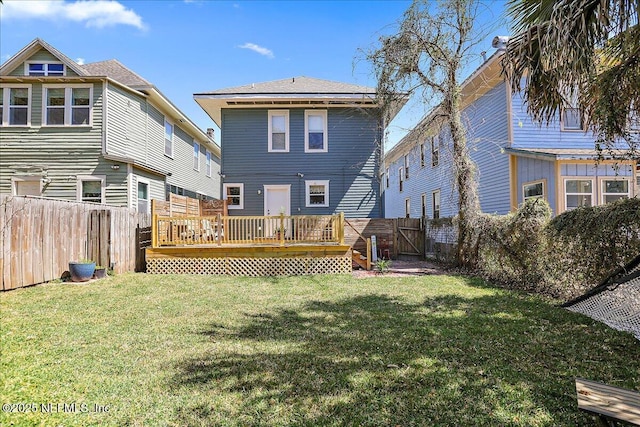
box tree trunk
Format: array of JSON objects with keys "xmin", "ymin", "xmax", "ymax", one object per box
[{"xmin": 445, "ymin": 89, "xmax": 479, "ymax": 267}]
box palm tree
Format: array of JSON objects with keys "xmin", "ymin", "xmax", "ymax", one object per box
[{"xmin": 502, "ymin": 0, "xmax": 639, "ymax": 155}]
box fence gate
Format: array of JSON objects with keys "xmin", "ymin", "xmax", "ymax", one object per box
[
  {"xmin": 88, "ymin": 210, "xmax": 111, "ymax": 268},
  {"xmin": 396, "ymin": 218, "xmax": 424, "ymax": 258}
]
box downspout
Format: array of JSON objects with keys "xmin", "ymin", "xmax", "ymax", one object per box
[
  {"xmin": 102, "ymin": 79, "xmax": 108, "ymax": 155},
  {"xmin": 505, "ymin": 74, "xmax": 517, "ymax": 211}
]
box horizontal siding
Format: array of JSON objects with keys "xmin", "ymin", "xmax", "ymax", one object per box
[
  {"xmin": 467, "ymin": 82, "xmax": 510, "ymax": 214},
  {"xmin": 105, "ymin": 83, "xmax": 220, "ymax": 200},
  {"xmin": 384, "ymin": 83, "xmax": 510, "ymax": 218},
  {"xmin": 221, "ymin": 108, "xmax": 381, "ymax": 218},
  {"xmin": 511, "ymin": 91, "xmax": 600, "ymax": 149},
  {"xmin": 0, "ymin": 81, "xmax": 112, "ymax": 202}
]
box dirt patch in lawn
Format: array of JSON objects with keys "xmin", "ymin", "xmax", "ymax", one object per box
[{"xmin": 352, "ymin": 260, "xmax": 446, "ymax": 278}]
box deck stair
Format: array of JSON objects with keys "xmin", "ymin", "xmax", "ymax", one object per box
[{"xmin": 352, "ymin": 249, "xmax": 369, "ymax": 270}]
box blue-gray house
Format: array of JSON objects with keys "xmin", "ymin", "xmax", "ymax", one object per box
[
  {"xmin": 383, "ymin": 40, "xmax": 639, "ymax": 220},
  {"xmin": 195, "ymin": 77, "xmax": 403, "ymax": 218}
]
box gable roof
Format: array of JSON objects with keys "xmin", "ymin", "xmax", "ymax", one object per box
[
  {"xmin": 194, "ymin": 76, "xmax": 404, "ymax": 127},
  {"xmin": 81, "ymin": 59, "xmax": 151, "ymax": 88},
  {"xmin": 0, "ymin": 38, "xmax": 88, "ymax": 77}
]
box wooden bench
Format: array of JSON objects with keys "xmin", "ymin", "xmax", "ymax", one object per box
[{"xmin": 575, "ymin": 378, "xmax": 640, "ymax": 426}]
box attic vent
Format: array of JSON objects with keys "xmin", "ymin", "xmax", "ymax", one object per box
[{"xmin": 492, "ymin": 36, "xmax": 510, "ymax": 51}]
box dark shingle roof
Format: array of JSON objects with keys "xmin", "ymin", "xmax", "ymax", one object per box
[
  {"xmin": 201, "ymin": 76, "xmax": 376, "ymax": 96},
  {"xmin": 81, "ymin": 59, "xmax": 151, "ymax": 88}
]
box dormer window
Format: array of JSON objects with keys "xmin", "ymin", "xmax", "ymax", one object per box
[{"xmin": 27, "ymin": 62, "xmax": 64, "ymax": 76}]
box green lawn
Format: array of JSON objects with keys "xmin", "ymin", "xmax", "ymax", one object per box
[{"xmin": 1, "ymin": 273, "xmax": 638, "ymax": 426}]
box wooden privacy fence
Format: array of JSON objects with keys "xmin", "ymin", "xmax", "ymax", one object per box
[
  {"xmin": 0, "ymin": 196, "xmax": 148, "ymax": 291},
  {"xmin": 151, "ymin": 194, "xmax": 227, "ymax": 217}
]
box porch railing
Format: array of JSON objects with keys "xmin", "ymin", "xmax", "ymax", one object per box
[{"xmin": 151, "ymin": 213, "xmax": 345, "ymax": 247}]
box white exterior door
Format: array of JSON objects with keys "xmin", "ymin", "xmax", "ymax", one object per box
[
  {"xmin": 264, "ymin": 185, "xmax": 291, "ymax": 238},
  {"xmin": 264, "ymin": 185, "xmax": 291, "ymax": 216}
]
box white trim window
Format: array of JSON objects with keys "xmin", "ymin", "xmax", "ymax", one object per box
[
  {"xmin": 421, "ymin": 193, "xmax": 427, "ymax": 218},
  {"xmin": 564, "ymin": 178, "xmax": 594, "ymax": 210},
  {"xmin": 12, "ymin": 176, "xmax": 42, "ymax": 196},
  {"xmin": 0, "ymin": 86, "xmax": 31, "ymax": 126},
  {"xmin": 385, "ymin": 167, "xmax": 390, "ymax": 188},
  {"xmin": 600, "ymin": 178, "xmax": 631, "ymax": 204},
  {"xmin": 193, "ymin": 142, "xmax": 200, "ymax": 171},
  {"xmin": 305, "ymin": 180, "xmax": 329, "ymax": 207},
  {"xmin": 77, "ymin": 175, "xmax": 105, "ymax": 203},
  {"xmin": 404, "ymin": 155, "xmax": 409, "ymax": 179},
  {"xmin": 223, "ymin": 183, "xmax": 244, "ymax": 209},
  {"xmin": 164, "ymin": 120, "xmax": 174, "ymax": 158},
  {"xmin": 431, "ymin": 136, "xmax": 439, "ymax": 167},
  {"xmin": 137, "ymin": 179, "xmax": 150, "ymax": 213},
  {"xmin": 562, "ymin": 107, "xmax": 584, "ymax": 131},
  {"xmin": 206, "ymin": 150, "xmax": 212, "ymax": 177},
  {"xmin": 523, "ymin": 180, "xmax": 545, "ymax": 201},
  {"xmin": 405, "ymin": 198, "xmax": 410, "ymax": 218},
  {"xmin": 26, "ymin": 62, "xmax": 64, "ymax": 76},
  {"xmin": 268, "ymin": 110, "xmax": 289, "ymax": 152},
  {"xmin": 43, "ymin": 85, "xmax": 92, "ymax": 126},
  {"xmin": 432, "ymin": 190, "xmax": 441, "ymax": 219},
  {"xmin": 420, "ymin": 143, "xmax": 426, "ymax": 168},
  {"xmin": 304, "ymin": 110, "xmax": 328, "ymax": 152},
  {"xmin": 398, "ymin": 167, "xmax": 404, "ymax": 192}
]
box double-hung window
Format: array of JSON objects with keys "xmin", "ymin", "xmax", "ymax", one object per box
[
  {"xmin": 305, "ymin": 180, "xmax": 329, "ymax": 207},
  {"xmin": 223, "ymin": 183, "xmax": 244, "ymax": 209},
  {"xmin": 137, "ymin": 179, "xmax": 150, "ymax": 213},
  {"xmin": 385, "ymin": 167, "xmax": 390, "ymax": 188},
  {"xmin": 206, "ymin": 150, "xmax": 212, "ymax": 177},
  {"xmin": 27, "ymin": 62, "xmax": 64, "ymax": 76},
  {"xmin": 43, "ymin": 86, "xmax": 91, "ymax": 126},
  {"xmin": 77, "ymin": 175, "xmax": 105, "ymax": 203},
  {"xmin": 404, "ymin": 155, "xmax": 409, "ymax": 179},
  {"xmin": 565, "ymin": 179, "xmax": 593, "ymax": 210},
  {"xmin": 164, "ymin": 120, "xmax": 174, "ymax": 157},
  {"xmin": 562, "ymin": 91, "xmax": 584, "ymax": 131},
  {"xmin": 601, "ymin": 179, "xmax": 631, "ymax": 204},
  {"xmin": 421, "ymin": 194, "xmax": 427, "ymax": 218},
  {"xmin": 268, "ymin": 110, "xmax": 289, "ymax": 152},
  {"xmin": 193, "ymin": 142, "xmax": 200, "ymax": 171},
  {"xmin": 420, "ymin": 143, "xmax": 426, "ymax": 168},
  {"xmin": 0, "ymin": 86, "xmax": 31, "ymax": 126},
  {"xmin": 432, "ymin": 190, "xmax": 441, "ymax": 219},
  {"xmin": 405, "ymin": 198, "xmax": 410, "ymax": 218},
  {"xmin": 305, "ymin": 110, "xmax": 328, "ymax": 152},
  {"xmin": 431, "ymin": 136, "xmax": 439, "ymax": 167},
  {"xmin": 399, "ymin": 167, "xmax": 404, "ymax": 192}
]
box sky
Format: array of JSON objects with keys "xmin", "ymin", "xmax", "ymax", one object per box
[{"xmin": 0, "ymin": 0, "xmax": 511, "ymax": 149}]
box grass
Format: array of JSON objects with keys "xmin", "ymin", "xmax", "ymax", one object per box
[{"xmin": 1, "ymin": 273, "xmax": 639, "ymax": 426}]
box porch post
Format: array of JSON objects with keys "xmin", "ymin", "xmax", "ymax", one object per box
[
  {"xmin": 279, "ymin": 213, "xmax": 285, "ymax": 246},
  {"xmin": 151, "ymin": 214, "xmax": 158, "ymax": 248}
]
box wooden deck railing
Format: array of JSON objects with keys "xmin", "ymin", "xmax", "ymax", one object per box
[{"xmin": 152, "ymin": 213, "xmax": 345, "ymax": 247}]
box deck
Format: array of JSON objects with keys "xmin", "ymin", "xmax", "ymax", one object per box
[{"xmin": 146, "ymin": 213, "xmax": 356, "ymax": 276}]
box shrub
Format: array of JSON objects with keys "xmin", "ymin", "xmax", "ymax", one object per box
[{"xmin": 473, "ymin": 197, "xmax": 640, "ymax": 301}]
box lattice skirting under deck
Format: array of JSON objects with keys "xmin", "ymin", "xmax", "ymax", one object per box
[{"xmin": 147, "ymin": 256, "xmax": 351, "ymax": 276}]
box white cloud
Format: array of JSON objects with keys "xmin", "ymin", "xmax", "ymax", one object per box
[
  {"xmin": 238, "ymin": 42, "xmax": 274, "ymax": 59},
  {"xmin": 76, "ymin": 57, "xmax": 85, "ymax": 65},
  {"xmin": 0, "ymin": 0, "xmax": 146, "ymax": 30}
]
